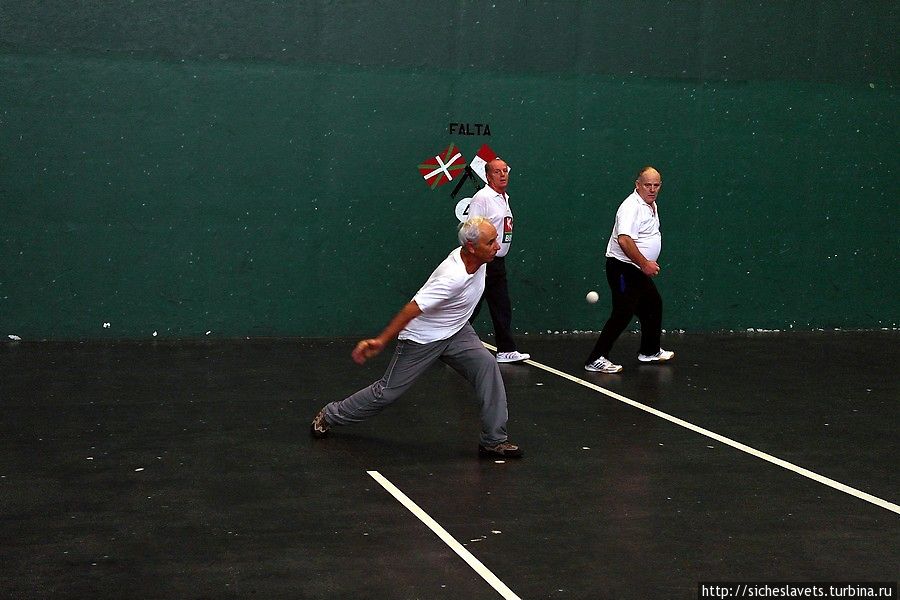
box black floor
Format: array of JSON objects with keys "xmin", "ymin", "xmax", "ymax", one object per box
[{"xmin": 1, "ymin": 332, "xmax": 897, "ymax": 599}]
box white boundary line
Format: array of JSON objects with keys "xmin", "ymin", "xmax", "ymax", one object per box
[
  {"xmin": 485, "ymin": 343, "xmax": 900, "ymax": 515},
  {"xmin": 367, "ymin": 470, "xmax": 521, "ymax": 600}
]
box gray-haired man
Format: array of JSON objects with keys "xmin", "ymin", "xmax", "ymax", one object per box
[{"xmin": 310, "ymin": 217, "xmax": 523, "ymax": 459}]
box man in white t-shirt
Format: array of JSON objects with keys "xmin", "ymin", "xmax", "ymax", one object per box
[
  {"xmin": 584, "ymin": 166, "xmax": 675, "ymax": 373},
  {"xmin": 467, "ymin": 158, "xmax": 530, "ymax": 364},
  {"xmin": 310, "ymin": 217, "xmax": 523, "ymax": 459}
]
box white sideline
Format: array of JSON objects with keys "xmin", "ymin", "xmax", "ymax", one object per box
[
  {"xmin": 367, "ymin": 470, "xmax": 521, "ymax": 600},
  {"xmin": 485, "ymin": 343, "xmax": 900, "ymax": 515}
]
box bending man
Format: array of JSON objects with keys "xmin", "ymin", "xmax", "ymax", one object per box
[{"xmin": 310, "ymin": 217, "xmax": 523, "ymax": 459}]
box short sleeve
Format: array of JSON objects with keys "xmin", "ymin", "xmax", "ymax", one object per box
[
  {"xmin": 412, "ymin": 276, "xmax": 454, "ymax": 313},
  {"xmin": 615, "ymin": 201, "xmax": 641, "ymax": 239}
]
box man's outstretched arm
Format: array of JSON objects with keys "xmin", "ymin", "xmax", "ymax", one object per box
[{"xmin": 351, "ymin": 301, "xmax": 423, "ymax": 364}]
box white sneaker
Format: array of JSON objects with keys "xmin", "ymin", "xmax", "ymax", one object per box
[
  {"xmin": 638, "ymin": 348, "xmax": 675, "ymax": 362},
  {"xmin": 584, "ymin": 356, "xmax": 623, "ymax": 373},
  {"xmin": 496, "ymin": 351, "xmax": 530, "ymax": 363}
]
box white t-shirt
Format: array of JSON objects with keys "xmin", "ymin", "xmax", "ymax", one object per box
[
  {"xmin": 399, "ymin": 247, "xmax": 486, "ymax": 344},
  {"xmin": 468, "ymin": 186, "xmax": 513, "ymax": 257},
  {"xmin": 606, "ymin": 190, "xmax": 661, "ymax": 266}
]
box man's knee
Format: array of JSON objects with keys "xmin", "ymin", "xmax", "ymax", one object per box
[
  {"xmin": 371, "ymin": 380, "xmax": 405, "ymax": 404},
  {"xmin": 479, "ymin": 357, "xmax": 504, "ymax": 382}
]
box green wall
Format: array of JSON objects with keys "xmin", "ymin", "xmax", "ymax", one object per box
[{"xmin": 2, "ymin": 2, "xmax": 897, "ymax": 339}]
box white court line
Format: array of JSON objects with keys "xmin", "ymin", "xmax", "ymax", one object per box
[
  {"xmin": 485, "ymin": 343, "xmax": 900, "ymax": 515},
  {"xmin": 367, "ymin": 470, "xmax": 521, "ymax": 600}
]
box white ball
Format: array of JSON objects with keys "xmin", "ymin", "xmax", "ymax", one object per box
[{"xmin": 586, "ymin": 291, "xmax": 599, "ymax": 304}]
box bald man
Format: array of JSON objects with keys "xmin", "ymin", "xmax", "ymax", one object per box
[{"xmin": 584, "ymin": 166, "xmax": 675, "ymax": 373}]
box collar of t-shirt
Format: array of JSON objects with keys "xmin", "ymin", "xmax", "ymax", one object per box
[
  {"xmin": 488, "ymin": 187, "xmax": 508, "ymax": 204},
  {"xmin": 633, "ymin": 189, "xmax": 656, "ymax": 216}
]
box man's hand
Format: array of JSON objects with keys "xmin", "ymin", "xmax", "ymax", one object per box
[
  {"xmin": 350, "ymin": 301, "xmax": 423, "ymax": 365},
  {"xmin": 352, "ymin": 338, "xmax": 384, "ymax": 364},
  {"xmin": 641, "ymin": 260, "xmax": 661, "ymax": 277},
  {"xmin": 618, "ymin": 234, "xmax": 661, "ymax": 277}
]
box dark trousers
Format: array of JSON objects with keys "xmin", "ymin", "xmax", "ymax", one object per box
[
  {"xmin": 470, "ymin": 256, "xmax": 517, "ymax": 353},
  {"xmin": 586, "ymin": 257, "xmax": 663, "ymax": 363}
]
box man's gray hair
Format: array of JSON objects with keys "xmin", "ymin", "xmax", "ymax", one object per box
[{"xmin": 458, "ymin": 216, "xmax": 490, "ymax": 246}]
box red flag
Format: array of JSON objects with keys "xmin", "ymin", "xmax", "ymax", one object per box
[
  {"xmin": 469, "ymin": 144, "xmax": 497, "ymax": 184},
  {"xmin": 418, "ymin": 144, "xmax": 466, "ymax": 189}
]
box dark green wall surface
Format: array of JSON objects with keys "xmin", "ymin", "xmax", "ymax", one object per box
[{"xmin": 2, "ymin": 2, "xmax": 897, "ymax": 339}]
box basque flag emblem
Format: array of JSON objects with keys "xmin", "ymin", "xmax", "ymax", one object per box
[{"xmin": 418, "ymin": 144, "xmax": 466, "ymax": 189}]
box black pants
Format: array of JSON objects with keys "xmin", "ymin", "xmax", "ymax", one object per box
[
  {"xmin": 586, "ymin": 257, "xmax": 663, "ymax": 364},
  {"xmin": 471, "ymin": 256, "xmax": 517, "ymax": 353}
]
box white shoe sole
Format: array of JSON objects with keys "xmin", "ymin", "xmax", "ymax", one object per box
[
  {"xmin": 638, "ymin": 353, "xmax": 674, "ymax": 363},
  {"xmin": 497, "ymin": 354, "xmax": 530, "ymax": 363},
  {"xmin": 584, "ymin": 364, "xmax": 623, "ymax": 373}
]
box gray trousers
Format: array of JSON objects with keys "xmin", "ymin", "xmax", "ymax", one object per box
[{"xmin": 323, "ymin": 323, "xmax": 510, "ymax": 446}]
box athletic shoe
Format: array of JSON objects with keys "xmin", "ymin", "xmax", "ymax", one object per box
[
  {"xmin": 496, "ymin": 351, "xmax": 531, "ymax": 363},
  {"xmin": 310, "ymin": 408, "xmax": 330, "ymax": 438},
  {"xmin": 478, "ymin": 441, "xmax": 524, "ymax": 459},
  {"xmin": 637, "ymin": 349, "xmax": 675, "ymax": 362},
  {"xmin": 584, "ymin": 356, "xmax": 623, "ymax": 373}
]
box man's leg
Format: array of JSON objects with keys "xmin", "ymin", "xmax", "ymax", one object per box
[
  {"xmin": 585, "ymin": 258, "xmax": 640, "ymax": 364},
  {"xmin": 483, "ymin": 257, "xmax": 517, "ymax": 353},
  {"xmin": 323, "ymin": 338, "xmax": 445, "ymax": 426},
  {"xmin": 440, "ymin": 324, "xmax": 510, "ymax": 446},
  {"xmin": 635, "ymin": 278, "xmax": 663, "ymax": 356},
  {"xmin": 469, "ymin": 295, "xmax": 484, "ymax": 322}
]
